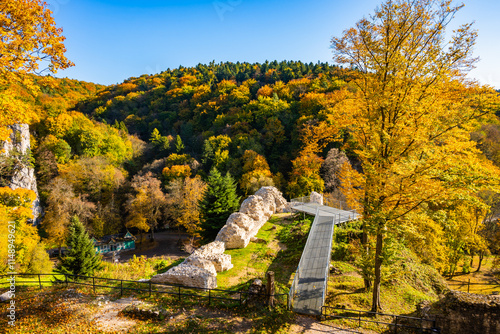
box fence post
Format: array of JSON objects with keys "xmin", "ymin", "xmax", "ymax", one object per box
[
  {"xmin": 240, "ymin": 291, "xmax": 242, "ymax": 306},
  {"xmin": 178, "ymin": 286, "xmax": 181, "ymax": 302},
  {"xmin": 266, "ymin": 271, "xmax": 275, "ymax": 307},
  {"xmin": 358, "ymin": 310, "xmax": 361, "ymax": 327},
  {"xmin": 93, "ymin": 277, "xmax": 96, "ymax": 294},
  {"xmin": 208, "ymin": 289, "xmax": 211, "ymax": 305},
  {"xmin": 65, "ymin": 274, "xmax": 68, "ymax": 287},
  {"xmin": 468, "ymin": 279, "xmax": 470, "ymax": 293},
  {"xmin": 120, "ymin": 280, "xmax": 123, "ymax": 297},
  {"xmin": 38, "ymin": 274, "xmax": 42, "ymax": 290},
  {"xmin": 395, "ymin": 316, "xmax": 398, "ymax": 334},
  {"xmin": 149, "ymin": 281, "xmax": 152, "ymax": 297}
]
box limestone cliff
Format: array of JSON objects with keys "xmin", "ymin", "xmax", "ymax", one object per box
[{"xmin": 1, "ymin": 124, "xmax": 42, "ymax": 224}]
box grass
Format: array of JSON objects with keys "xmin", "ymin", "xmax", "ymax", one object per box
[
  {"xmin": 445, "ymin": 255, "xmax": 500, "ymax": 294},
  {"xmin": 217, "ymin": 213, "xmax": 310, "ymax": 292},
  {"xmin": 0, "ymin": 213, "xmax": 306, "ymax": 333}
]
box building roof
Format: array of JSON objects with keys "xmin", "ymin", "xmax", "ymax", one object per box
[{"xmin": 92, "ymin": 231, "xmax": 136, "ymax": 246}]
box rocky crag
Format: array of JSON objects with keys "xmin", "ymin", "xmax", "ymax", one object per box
[
  {"xmin": 1, "ymin": 124, "xmax": 42, "ymax": 224},
  {"xmin": 150, "ymin": 186, "xmax": 287, "ymax": 289}
]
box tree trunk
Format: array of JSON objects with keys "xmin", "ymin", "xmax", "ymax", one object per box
[
  {"xmin": 371, "ymin": 231, "xmax": 383, "ymax": 313},
  {"xmin": 476, "ymin": 251, "xmax": 484, "ymax": 272},
  {"xmin": 150, "ymin": 227, "xmax": 155, "ymax": 241},
  {"xmin": 362, "ymin": 222, "xmax": 372, "ymax": 289}
]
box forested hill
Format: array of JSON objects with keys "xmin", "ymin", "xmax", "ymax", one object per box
[{"xmin": 73, "ymin": 61, "xmax": 351, "ymax": 180}]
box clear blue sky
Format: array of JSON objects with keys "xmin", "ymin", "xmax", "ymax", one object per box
[{"xmin": 46, "ymin": 0, "xmax": 500, "ymax": 88}]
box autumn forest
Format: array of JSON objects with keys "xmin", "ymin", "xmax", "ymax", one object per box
[{"xmin": 2, "ymin": 0, "xmax": 500, "ymax": 324}]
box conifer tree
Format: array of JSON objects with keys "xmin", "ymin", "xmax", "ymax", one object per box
[
  {"xmin": 199, "ymin": 168, "xmax": 240, "ymax": 240},
  {"xmin": 57, "ymin": 216, "xmax": 102, "ymax": 277}
]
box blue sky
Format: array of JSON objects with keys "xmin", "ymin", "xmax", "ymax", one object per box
[{"xmin": 46, "ymin": 0, "xmax": 500, "ymax": 88}]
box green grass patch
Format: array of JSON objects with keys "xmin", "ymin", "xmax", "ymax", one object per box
[{"xmin": 217, "ymin": 218, "xmax": 284, "ymax": 289}]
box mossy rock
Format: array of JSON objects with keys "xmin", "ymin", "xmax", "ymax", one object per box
[{"xmin": 119, "ymin": 303, "xmax": 168, "ymax": 320}]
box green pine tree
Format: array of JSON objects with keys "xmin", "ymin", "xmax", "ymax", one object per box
[
  {"xmin": 199, "ymin": 167, "xmax": 240, "ymax": 241},
  {"xmin": 57, "ymin": 216, "xmax": 102, "ymax": 277}
]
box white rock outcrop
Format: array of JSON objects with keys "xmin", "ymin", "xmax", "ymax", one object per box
[
  {"xmin": 1, "ymin": 124, "xmax": 42, "ymax": 224},
  {"xmin": 216, "ymin": 186, "xmax": 287, "ymax": 249}
]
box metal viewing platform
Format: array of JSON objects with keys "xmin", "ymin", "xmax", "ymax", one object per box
[{"xmin": 288, "ymin": 196, "xmax": 360, "ymax": 315}]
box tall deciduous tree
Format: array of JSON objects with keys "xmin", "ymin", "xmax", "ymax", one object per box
[
  {"xmin": 0, "ymin": 0, "xmax": 73, "ymax": 141},
  {"xmin": 166, "ymin": 176, "xmax": 207, "ymax": 241},
  {"xmin": 57, "ymin": 216, "xmax": 102, "ymax": 277},
  {"xmin": 330, "ymin": 0, "xmax": 500, "ymax": 311},
  {"xmin": 199, "ymin": 168, "xmax": 239, "ymax": 241},
  {"xmin": 287, "ymin": 152, "xmax": 324, "ymax": 198},
  {"xmin": 126, "ymin": 172, "xmax": 166, "ymax": 240},
  {"xmin": 42, "ymin": 177, "xmax": 95, "ymax": 255}
]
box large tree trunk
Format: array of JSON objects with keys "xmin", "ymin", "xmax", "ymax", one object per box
[
  {"xmin": 371, "ymin": 231, "xmax": 383, "ymax": 312},
  {"xmin": 362, "ymin": 221, "xmax": 372, "ymax": 289}
]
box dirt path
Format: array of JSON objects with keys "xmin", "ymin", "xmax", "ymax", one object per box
[
  {"xmin": 289, "ymin": 315, "xmax": 369, "ymax": 334},
  {"xmin": 91, "ymin": 297, "xmax": 141, "ymax": 333}
]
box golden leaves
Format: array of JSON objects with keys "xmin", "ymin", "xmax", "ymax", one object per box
[{"xmin": 0, "ymin": 0, "xmax": 73, "ymax": 140}]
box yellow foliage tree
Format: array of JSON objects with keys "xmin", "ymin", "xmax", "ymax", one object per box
[
  {"xmin": 330, "ymin": 0, "xmax": 500, "ymax": 311},
  {"xmin": 240, "ymin": 150, "xmax": 274, "ymax": 196},
  {"xmin": 176, "ymin": 176, "xmax": 207, "ymax": 240},
  {"xmin": 0, "ymin": 187, "xmax": 52, "ymax": 274},
  {"xmin": 0, "ymin": 0, "xmax": 73, "ymax": 141},
  {"xmin": 162, "ymin": 165, "xmax": 192, "ymax": 183},
  {"xmin": 287, "ymin": 153, "xmax": 324, "ymax": 198}
]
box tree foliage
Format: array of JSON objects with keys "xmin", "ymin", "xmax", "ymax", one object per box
[
  {"xmin": 199, "ymin": 168, "xmax": 240, "ymax": 241},
  {"xmin": 0, "ymin": 0, "xmax": 73, "ymax": 141},
  {"xmin": 125, "ymin": 172, "xmax": 166, "ymax": 239},
  {"xmin": 166, "ymin": 176, "xmax": 207, "ymax": 239},
  {"xmin": 56, "ymin": 216, "xmax": 102, "ymax": 277},
  {"xmin": 330, "ymin": 0, "xmax": 500, "ymax": 311}
]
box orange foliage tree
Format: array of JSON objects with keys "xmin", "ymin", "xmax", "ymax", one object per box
[
  {"xmin": 330, "ymin": 0, "xmax": 500, "ymax": 311},
  {"xmin": 0, "ymin": 0, "xmax": 73, "ymax": 141}
]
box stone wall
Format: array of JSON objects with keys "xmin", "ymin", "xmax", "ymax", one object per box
[
  {"xmin": 151, "ymin": 186, "xmax": 287, "ymax": 288},
  {"xmin": 215, "ymin": 186, "xmax": 287, "ymax": 249},
  {"xmin": 427, "ymin": 291, "xmax": 500, "ymax": 334},
  {"xmin": 150, "ymin": 241, "xmax": 231, "ymax": 289},
  {"xmin": 1, "ymin": 124, "xmax": 42, "ymax": 224}
]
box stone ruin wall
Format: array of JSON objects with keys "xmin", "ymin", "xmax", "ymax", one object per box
[
  {"xmin": 150, "ymin": 186, "xmax": 288, "ymax": 289},
  {"xmin": 428, "ymin": 291, "xmax": 500, "ymax": 334}
]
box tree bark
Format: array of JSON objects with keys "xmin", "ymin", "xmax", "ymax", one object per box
[
  {"xmin": 371, "ymin": 231, "xmax": 383, "ymax": 312},
  {"xmin": 476, "ymin": 251, "xmax": 484, "ymax": 272},
  {"xmin": 362, "ymin": 221, "xmax": 372, "ymax": 289}
]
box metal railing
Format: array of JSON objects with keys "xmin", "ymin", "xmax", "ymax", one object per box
[
  {"xmin": 322, "ymin": 306, "xmax": 440, "ymax": 333},
  {"xmin": 288, "ymin": 203, "xmax": 361, "ymax": 313},
  {"xmin": 290, "ymin": 196, "xmax": 311, "ymax": 206},
  {"xmin": 288, "ymin": 208, "xmax": 320, "ymax": 310},
  {"xmin": 0, "ymin": 273, "xmax": 289, "ymax": 307}
]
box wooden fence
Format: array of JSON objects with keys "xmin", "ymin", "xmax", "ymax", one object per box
[{"xmin": 0, "ymin": 273, "xmax": 289, "ymax": 307}]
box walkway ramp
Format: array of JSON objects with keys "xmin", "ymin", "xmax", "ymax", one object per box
[{"xmin": 288, "ymin": 199, "xmax": 359, "ymax": 315}]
